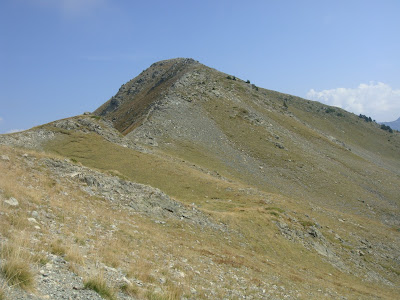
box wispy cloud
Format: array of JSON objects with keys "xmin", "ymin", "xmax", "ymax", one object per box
[
  {"xmin": 0, "ymin": 117, "xmax": 3, "ymax": 123},
  {"xmin": 307, "ymin": 82, "xmax": 400, "ymax": 122},
  {"xmin": 31, "ymin": 0, "xmax": 107, "ymax": 16}
]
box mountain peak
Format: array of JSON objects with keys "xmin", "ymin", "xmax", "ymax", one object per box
[
  {"xmin": 94, "ymin": 58, "xmax": 201, "ymax": 134},
  {"xmin": 150, "ymin": 57, "xmax": 198, "ymax": 67}
]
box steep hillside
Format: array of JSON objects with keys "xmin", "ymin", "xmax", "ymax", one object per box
[
  {"xmin": 96, "ymin": 58, "xmax": 400, "ymax": 223},
  {"xmin": 1, "ymin": 58, "xmax": 400, "ymax": 299}
]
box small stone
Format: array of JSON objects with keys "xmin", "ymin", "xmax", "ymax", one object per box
[
  {"xmin": 177, "ymin": 271, "xmax": 185, "ymax": 278},
  {"xmin": 4, "ymin": 197, "xmax": 19, "ymax": 206},
  {"xmin": 190, "ymin": 287, "xmax": 197, "ymax": 294},
  {"xmin": 31, "ymin": 211, "xmax": 39, "ymax": 218},
  {"xmin": 121, "ymin": 277, "xmax": 131, "ymax": 285},
  {"xmin": 0, "ymin": 155, "xmax": 10, "ymax": 161},
  {"xmin": 83, "ymin": 112, "xmax": 91, "ymax": 115},
  {"xmin": 28, "ymin": 217, "xmax": 39, "ymax": 224},
  {"xmin": 34, "ymin": 225, "xmax": 41, "ymax": 230}
]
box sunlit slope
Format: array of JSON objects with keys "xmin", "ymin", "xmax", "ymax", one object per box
[
  {"xmin": 4, "ymin": 57, "xmax": 397, "ymax": 298},
  {"xmin": 41, "ymin": 124, "xmax": 400, "ymax": 299},
  {"xmin": 93, "ymin": 58, "xmax": 399, "ymax": 224}
]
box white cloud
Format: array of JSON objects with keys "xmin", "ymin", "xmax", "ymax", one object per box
[
  {"xmin": 306, "ymin": 82, "xmax": 400, "ymax": 122},
  {"xmin": 0, "ymin": 117, "xmax": 3, "ymax": 123},
  {"xmin": 6, "ymin": 129, "xmax": 25, "ymax": 134}
]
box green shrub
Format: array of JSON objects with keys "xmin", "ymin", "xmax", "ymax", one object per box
[
  {"xmin": 325, "ymin": 108, "xmax": 335, "ymax": 114},
  {"xmin": 359, "ymin": 114, "xmax": 372, "ymax": 122},
  {"xmin": 380, "ymin": 124, "xmax": 393, "ymax": 133}
]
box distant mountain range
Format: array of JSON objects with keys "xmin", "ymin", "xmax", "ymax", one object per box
[{"xmin": 381, "ymin": 117, "xmax": 400, "ymax": 131}]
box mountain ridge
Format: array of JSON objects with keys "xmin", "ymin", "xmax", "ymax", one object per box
[{"xmin": 0, "ymin": 58, "xmax": 399, "ymax": 299}]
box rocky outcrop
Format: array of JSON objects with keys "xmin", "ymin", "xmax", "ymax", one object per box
[{"xmin": 43, "ymin": 158, "xmax": 224, "ymax": 230}]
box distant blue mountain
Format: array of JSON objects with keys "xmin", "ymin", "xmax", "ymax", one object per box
[{"xmin": 381, "ymin": 117, "xmax": 400, "ymax": 131}]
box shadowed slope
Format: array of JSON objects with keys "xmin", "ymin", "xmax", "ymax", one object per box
[{"xmin": 94, "ymin": 58, "xmax": 199, "ymax": 134}]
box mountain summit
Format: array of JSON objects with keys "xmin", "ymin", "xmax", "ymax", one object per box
[
  {"xmin": 95, "ymin": 58, "xmax": 199, "ymax": 134},
  {"xmin": 1, "ymin": 58, "xmax": 399, "ymax": 299}
]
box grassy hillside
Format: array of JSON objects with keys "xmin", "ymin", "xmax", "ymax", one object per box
[{"xmin": 1, "ymin": 58, "xmax": 399, "ymax": 299}]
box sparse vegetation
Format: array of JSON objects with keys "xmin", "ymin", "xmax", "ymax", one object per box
[
  {"xmin": 120, "ymin": 282, "xmax": 139, "ymax": 297},
  {"xmin": 359, "ymin": 114, "xmax": 373, "ymax": 122},
  {"xmin": 299, "ymin": 220, "xmax": 315, "ymax": 227},
  {"xmin": 0, "ymin": 286, "xmax": 5, "ymax": 300},
  {"xmin": 1, "ymin": 260, "xmax": 34, "ymax": 290},
  {"xmin": 50, "ymin": 240, "xmax": 66, "ymax": 256},
  {"xmin": 1, "ymin": 59, "xmax": 400, "ymax": 299},
  {"xmin": 0, "ymin": 237, "xmax": 35, "ymax": 291},
  {"xmin": 265, "ymin": 207, "xmax": 285, "ymax": 213},
  {"xmin": 283, "ymin": 101, "xmax": 288, "ymax": 109},
  {"xmin": 0, "ymin": 280, "xmax": 8, "ymax": 300},
  {"xmin": 380, "ymin": 124, "xmax": 393, "ymax": 133},
  {"xmin": 84, "ymin": 273, "xmax": 116, "ymax": 300},
  {"xmin": 325, "ymin": 107, "xmax": 335, "ymax": 114}
]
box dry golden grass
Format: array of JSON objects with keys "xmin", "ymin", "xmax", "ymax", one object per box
[
  {"xmin": 120, "ymin": 282, "xmax": 139, "ymax": 297},
  {"xmin": 84, "ymin": 272, "xmax": 116, "ymax": 300},
  {"xmin": 49, "ymin": 240, "xmax": 66, "ymax": 256},
  {"xmin": 0, "ymin": 236, "xmax": 35, "ymax": 291},
  {"xmin": 0, "ymin": 281, "xmax": 7, "ymax": 300},
  {"xmin": 65, "ymin": 245, "xmax": 85, "ymax": 265},
  {"xmin": 1, "ymin": 134, "xmax": 399, "ymax": 300}
]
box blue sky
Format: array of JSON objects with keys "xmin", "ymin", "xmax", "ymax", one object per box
[{"xmin": 1, "ymin": 0, "xmax": 400, "ymax": 133}]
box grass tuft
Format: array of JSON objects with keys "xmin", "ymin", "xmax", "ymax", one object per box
[
  {"xmin": 299, "ymin": 220, "xmax": 315, "ymax": 227},
  {"xmin": 0, "ymin": 283, "xmax": 6, "ymax": 300},
  {"xmin": 50, "ymin": 240, "xmax": 66, "ymax": 256},
  {"xmin": 0, "ymin": 236, "xmax": 35, "ymax": 291},
  {"xmin": 120, "ymin": 282, "xmax": 139, "ymax": 297},
  {"xmin": 1, "ymin": 259, "xmax": 34, "ymax": 290},
  {"xmin": 84, "ymin": 273, "xmax": 115, "ymax": 300}
]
